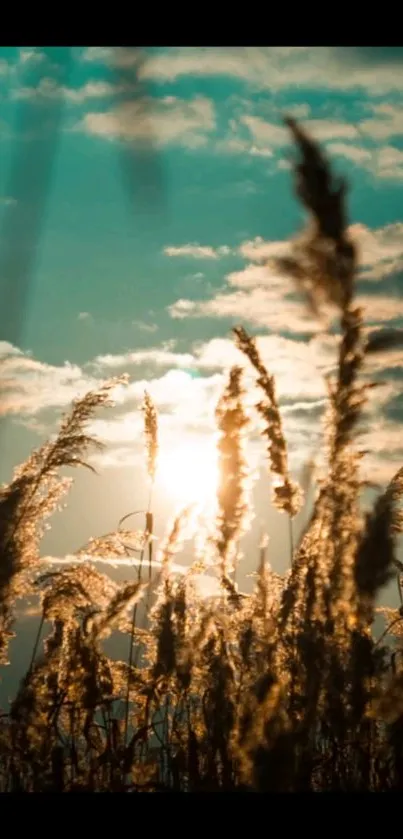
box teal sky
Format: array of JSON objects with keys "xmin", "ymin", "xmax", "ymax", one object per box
[{"xmin": 1, "ymin": 46, "xmax": 403, "ymax": 599}]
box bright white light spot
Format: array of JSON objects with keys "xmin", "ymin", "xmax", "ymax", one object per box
[{"xmin": 156, "ymin": 438, "xmax": 219, "ymax": 512}]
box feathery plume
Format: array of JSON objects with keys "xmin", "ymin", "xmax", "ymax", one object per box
[
  {"xmin": 142, "ymin": 391, "xmax": 158, "ymax": 483},
  {"xmin": 233, "ymin": 327, "xmax": 302, "ymax": 517},
  {"xmin": 214, "ymin": 366, "xmax": 250, "ymax": 576}
]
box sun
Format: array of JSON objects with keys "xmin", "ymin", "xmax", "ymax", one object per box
[{"xmin": 156, "ymin": 437, "xmax": 219, "ymax": 510}]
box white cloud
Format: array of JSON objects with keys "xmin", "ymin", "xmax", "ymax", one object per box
[
  {"xmin": 86, "ymin": 369, "xmax": 226, "ymax": 469},
  {"xmin": 226, "ymin": 263, "xmax": 285, "ymax": 291},
  {"xmin": 93, "ymin": 347, "xmax": 194, "ymax": 370},
  {"xmin": 376, "ymin": 146, "xmax": 403, "ymax": 179},
  {"xmin": 169, "ymin": 287, "xmax": 318, "ymax": 333},
  {"xmin": 132, "ymin": 320, "xmax": 158, "ymax": 333},
  {"xmin": 215, "ymin": 136, "xmax": 250, "ymax": 155},
  {"xmin": 304, "ymin": 119, "xmax": 358, "ymax": 142},
  {"xmin": 287, "ymin": 103, "xmax": 312, "ymax": 120},
  {"xmin": 0, "ymin": 342, "xmax": 225, "ymax": 469},
  {"xmin": 237, "ymin": 112, "xmax": 403, "ymax": 176},
  {"xmin": 2, "ymin": 329, "xmax": 402, "ymax": 498},
  {"xmin": 239, "ymin": 237, "xmax": 292, "ymax": 262},
  {"xmin": 216, "ymin": 112, "xmax": 366, "ymax": 162},
  {"xmin": 358, "ymin": 295, "xmax": 403, "ymax": 324},
  {"xmin": 78, "ymin": 311, "xmax": 91, "ymax": 321},
  {"xmin": 164, "ymin": 243, "xmax": 231, "ymax": 259},
  {"xmin": 240, "ymin": 224, "xmax": 403, "ymax": 281},
  {"xmin": 326, "ymin": 107, "xmax": 403, "ymax": 178},
  {"xmin": 358, "ymin": 421, "xmax": 403, "ymax": 485},
  {"xmin": 88, "ymin": 334, "xmax": 333, "ymax": 436},
  {"xmin": 81, "ymin": 47, "xmax": 144, "ymax": 69},
  {"xmin": 13, "ymin": 78, "xmax": 133, "ymax": 104},
  {"xmin": 328, "ymin": 141, "xmax": 403, "ymax": 181},
  {"xmin": 168, "ymin": 220, "xmax": 403, "ymax": 342},
  {"xmin": 169, "ymin": 299, "xmax": 197, "ymax": 317},
  {"xmin": 194, "ymin": 334, "xmax": 329, "ymax": 403},
  {"xmin": 87, "ymin": 445, "xmax": 139, "ymax": 469},
  {"xmin": 327, "ymin": 143, "xmax": 372, "ymax": 165},
  {"xmin": 139, "ymin": 48, "xmax": 280, "ymax": 85},
  {"xmin": 19, "ymin": 48, "xmax": 47, "ymax": 66},
  {"xmin": 241, "ymin": 115, "xmax": 287, "ymax": 147},
  {"xmin": 125, "ymin": 368, "xmax": 223, "ymax": 415},
  {"xmin": 250, "ymin": 146, "xmax": 274, "ymax": 158},
  {"xmin": 85, "ymin": 47, "xmax": 403, "ymax": 95},
  {"xmin": 169, "ymin": 284, "xmax": 403, "ymax": 335},
  {"xmin": 241, "ymin": 115, "xmax": 357, "ymax": 154},
  {"xmin": 88, "ymin": 411, "xmax": 144, "ymax": 446},
  {"xmin": 193, "ymin": 337, "xmax": 243, "ymax": 370},
  {"xmin": 168, "ymin": 243, "xmax": 320, "ymax": 332},
  {"xmin": 350, "ymin": 223, "xmax": 403, "ymax": 279},
  {"xmin": 79, "ymin": 96, "xmax": 215, "ymax": 148},
  {"xmin": 0, "ymin": 347, "xmax": 96, "ymax": 417},
  {"xmin": 0, "ymin": 340, "xmax": 23, "ymax": 358},
  {"xmin": 360, "ymin": 104, "xmax": 403, "ymax": 141}
]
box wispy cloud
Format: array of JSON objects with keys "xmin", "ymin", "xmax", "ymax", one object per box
[
  {"xmin": 88, "ymin": 369, "xmax": 225, "ymax": 467},
  {"xmin": 13, "ymin": 78, "xmax": 134, "ymax": 104},
  {"xmin": 360, "ymin": 104, "xmax": 403, "ymax": 141},
  {"xmin": 240, "ymin": 224, "xmax": 403, "ymax": 280},
  {"xmin": 169, "ymin": 271, "xmax": 403, "ymax": 333},
  {"xmin": 240, "ymin": 115, "xmax": 358, "ymax": 155},
  {"xmin": 0, "ymin": 344, "xmax": 96, "ymax": 417},
  {"xmin": 225, "ymin": 108, "xmax": 403, "ymax": 176},
  {"xmin": 238, "ymin": 237, "xmax": 292, "ymax": 262},
  {"xmin": 194, "ymin": 334, "xmax": 329, "ymax": 403},
  {"xmin": 2, "ymin": 326, "xmax": 402, "ymax": 490},
  {"xmin": 133, "ymin": 320, "xmax": 158, "ymax": 333},
  {"xmin": 358, "ymin": 295, "xmax": 403, "ymax": 324},
  {"xmin": 123, "ymin": 369, "xmax": 224, "ymax": 416},
  {"xmin": 0, "ymin": 340, "xmax": 23, "ymax": 358},
  {"xmin": 351, "ymin": 223, "xmax": 403, "ymax": 279},
  {"xmin": 327, "ymin": 143, "xmax": 372, "ymax": 165},
  {"xmin": 165, "ymin": 225, "xmax": 403, "ymax": 321},
  {"xmin": 329, "ymin": 142, "xmax": 403, "ymax": 181},
  {"xmin": 169, "ymin": 287, "xmax": 318, "ymax": 333},
  {"xmin": 169, "ymin": 299, "xmax": 196, "ymax": 317},
  {"xmin": 18, "ymin": 48, "xmax": 47, "ymax": 66},
  {"xmin": 240, "ymin": 115, "xmax": 287, "ymax": 148},
  {"xmin": 168, "ymin": 241, "xmax": 318, "ymax": 332},
  {"xmin": 81, "ymin": 47, "xmax": 144, "ymax": 69},
  {"xmin": 82, "ymin": 47, "xmax": 403, "ymax": 94},
  {"xmin": 164, "ymin": 243, "xmax": 231, "ymax": 259},
  {"xmin": 92, "ymin": 347, "xmax": 194, "ymax": 371},
  {"xmin": 79, "ymin": 96, "xmax": 216, "ymax": 148}
]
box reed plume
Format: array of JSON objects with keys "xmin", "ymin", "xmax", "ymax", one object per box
[
  {"xmin": 142, "ymin": 390, "xmax": 158, "ymax": 485},
  {"xmin": 0, "ymin": 378, "xmax": 124, "ymax": 666},
  {"xmin": 233, "ymin": 326, "xmax": 302, "ymax": 521},
  {"xmin": 214, "ymin": 366, "xmax": 250, "ymax": 579}
]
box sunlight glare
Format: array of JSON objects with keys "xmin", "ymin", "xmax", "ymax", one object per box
[{"xmin": 156, "ymin": 437, "xmax": 219, "ymax": 512}]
